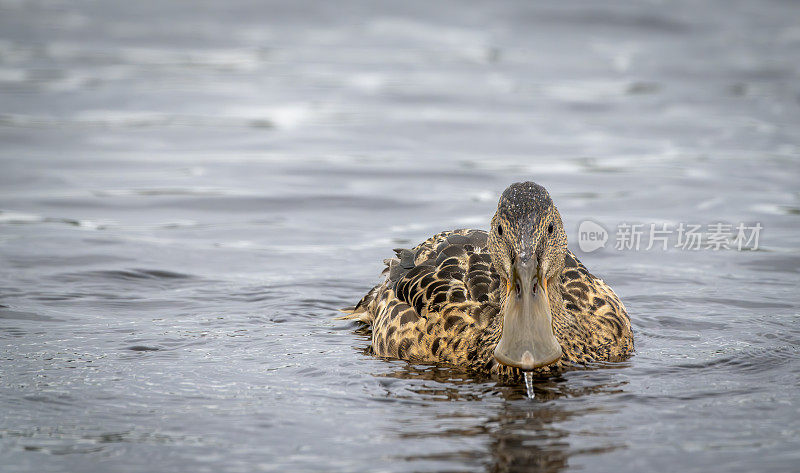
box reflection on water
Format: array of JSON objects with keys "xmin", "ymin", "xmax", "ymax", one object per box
[
  {"xmin": 376, "ymin": 363, "xmax": 630, "ymax": 403},
  {"xmin": 400, "ymin": 402, "xmax": 583, "ymax": 473},
  {"xmin": 374, "ymin": 363, "xmax": 631, "ymax": 472},
  {"xmin": 1, "ymin": 0, "xmax": 800, "ymax": 472},
  {"xmin": 483, "ymin": 402, "xmax": 622, "ymax": 473}
]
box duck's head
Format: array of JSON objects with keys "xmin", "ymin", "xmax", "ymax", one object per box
[{"xmin": 488, "ymin": 181, "xmax": 567, "ymax": 370}]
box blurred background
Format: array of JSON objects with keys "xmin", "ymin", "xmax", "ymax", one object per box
[{"xmin": 1, "ymin": 1, "xmax": 799, "ymax": 472}]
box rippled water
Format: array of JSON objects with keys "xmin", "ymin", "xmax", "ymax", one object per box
[{"xmin": 2, "ymin": 1, "xmax": 799, "ymax": 472}]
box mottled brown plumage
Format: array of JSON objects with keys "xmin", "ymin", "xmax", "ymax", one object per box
[{"xmin": 340, "ymin": 182, "xmax": 633, "ymax": 380}]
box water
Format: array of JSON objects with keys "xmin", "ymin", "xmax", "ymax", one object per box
[
  {"xmin": 524, "ymin": 372, "xmax": 535, "ymax": 400},
  {"xmin": 1, "ymin": 0, "xmax": 799, "ymax": 472}
]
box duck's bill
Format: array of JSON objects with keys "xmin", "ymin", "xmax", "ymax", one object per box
[{"xmin": 494, "ymin": 263, "xmax": 562, "ymax": 371}]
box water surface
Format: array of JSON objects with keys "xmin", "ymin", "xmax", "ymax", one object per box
[{"xmin": 1, "ymin": 1, "xmax": 799, "ymax": 472}]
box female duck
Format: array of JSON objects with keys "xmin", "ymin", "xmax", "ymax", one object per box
[{"xmin": 340, "ymin": 181, "xmax": 633, "ymax": 378}]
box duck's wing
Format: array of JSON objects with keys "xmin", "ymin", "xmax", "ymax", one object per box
[
  {"xmin": 560, "ymin": 250, "xmax": 633, "ymax": 360},
  {"xmin": 341, "ymin": 229, "xmax": 501, "ymax": 365}
]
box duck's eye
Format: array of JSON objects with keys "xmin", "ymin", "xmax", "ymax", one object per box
[
  {"xmin": 547, "ymin": 223, "xmax": 554, "ymax": 234},
  {"xmin": 497, "ymin": 225, "xmax": 503, "ymax": 236}
]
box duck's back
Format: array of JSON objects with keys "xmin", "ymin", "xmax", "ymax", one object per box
[{"xmin": 340, "ymin": 229, "xmax": 500, "ymax": 366}]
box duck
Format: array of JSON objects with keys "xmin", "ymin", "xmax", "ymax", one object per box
[{"xmin": 339, "ymin": 181, "xmax": 633, "ymax": 379}]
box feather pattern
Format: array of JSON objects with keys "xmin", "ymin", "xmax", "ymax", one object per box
[{"xmin": 340, "ymin": 228, "xmax": 633, "ymax": 380}]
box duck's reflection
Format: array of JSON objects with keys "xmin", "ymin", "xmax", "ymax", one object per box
[
  {"xmin": 375, "ymin": 364, "xmax": 628, "ymax": 473},
  {"xmin": 483, "ymin": 400, "xmax": 624, "ymax": 473}
]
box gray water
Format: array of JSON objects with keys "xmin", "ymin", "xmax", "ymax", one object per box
[{"xmin": 1, "ymin": 1, "xmax": 799, "ymax": 472}]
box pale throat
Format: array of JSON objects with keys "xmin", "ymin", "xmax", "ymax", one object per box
[{"xmin": 492, "ymin": 257, "xmax": 562, "ymax": 370}]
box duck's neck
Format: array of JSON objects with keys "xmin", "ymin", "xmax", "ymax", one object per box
[{"xmin": 546, "ymin": 276, "xmax": 584, "ymax": 346}]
